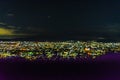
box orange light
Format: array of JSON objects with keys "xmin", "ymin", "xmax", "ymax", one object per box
[
  {"xmin": 87, "ymin": 52, "xmax": 91, "ymax": 55},
  {"xmin": 85, "ymin": 48, "xmax": 90, "ymax": 51}
]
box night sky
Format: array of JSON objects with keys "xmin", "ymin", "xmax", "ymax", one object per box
[{"xmin": 0, "ymin": 0, "xmax": 120, "ymax": 41}]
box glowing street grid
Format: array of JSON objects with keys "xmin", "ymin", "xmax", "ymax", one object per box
[{"xmin": 0, "ymin": 41, "xmax": 119, "ymax": 60}]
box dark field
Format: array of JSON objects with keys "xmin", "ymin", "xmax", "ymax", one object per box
[{"xmin": 0, "ymin": 52, "xmax": 119, "ymax": 80}]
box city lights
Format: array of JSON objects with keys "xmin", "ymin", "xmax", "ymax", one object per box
[{"xmin": 0, "ymin": 41, "xmax": 118, "ymax": 61}]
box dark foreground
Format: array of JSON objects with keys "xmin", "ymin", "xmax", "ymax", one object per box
[{"xmin": 0, "ymin": 53, "xmax": 120, "ymax": 80}]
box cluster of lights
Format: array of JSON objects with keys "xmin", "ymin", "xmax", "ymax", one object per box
[{"xmin": 0, "ymin": 41, "xmax": 119, "ymax": 61}]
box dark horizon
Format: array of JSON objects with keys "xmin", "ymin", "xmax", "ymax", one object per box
[{"xmin": 0, "ymin": 0, "xmax": 119, "ymax": 41}]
